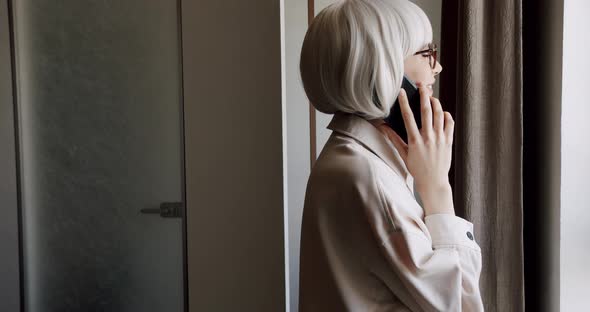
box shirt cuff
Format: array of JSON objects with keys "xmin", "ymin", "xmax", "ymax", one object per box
[{"xmin": 424, "ymin": 213, "xmax": 481, "ymax": 251}]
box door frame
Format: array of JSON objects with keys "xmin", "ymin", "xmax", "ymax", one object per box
[{"xmin": 0, "ymin": 0, "xmax": 22, "ymax": 311}]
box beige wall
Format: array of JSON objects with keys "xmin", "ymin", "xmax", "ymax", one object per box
[{"xmin": 183, "ymin": 1, "xmax": 286, "ymax": 311}]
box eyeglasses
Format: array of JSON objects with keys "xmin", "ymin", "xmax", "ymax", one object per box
[{"xmin": 414, "ymin": 42, "xmax": 438, "ymax": 69}]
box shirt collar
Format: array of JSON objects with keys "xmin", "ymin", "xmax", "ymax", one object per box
[{"xmin": 326, "ymin": 111, "xmax": 414, "ymax": 190}]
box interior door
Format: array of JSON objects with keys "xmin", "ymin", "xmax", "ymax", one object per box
[{"xmin": 10, "ymin": 1, "xmax": 186, "ymax": 311}]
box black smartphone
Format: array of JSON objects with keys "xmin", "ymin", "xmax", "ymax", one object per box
[{"xmin": 381, "ymin": 75, "xmax": 422, "ymax": 144}]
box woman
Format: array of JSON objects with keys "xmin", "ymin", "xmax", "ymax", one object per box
[{"xmin": 298, "ymin": 0, "xmax": 484, "ymax": 311}]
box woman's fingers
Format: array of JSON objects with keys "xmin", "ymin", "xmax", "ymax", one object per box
[
  {"xmin": 444, "ymin": 112, "xmax": 454, "ymax": 144},
  {"xmin": 417, "ymin": 83, "xmax": 433, "ymax": 136},
  {"xmin": 431, "ymin": 96, "xmax": 444, "ymax": 135},
  {"xmin": 397, "ymin": 89, "xmax": 420, "ymax": 143}
]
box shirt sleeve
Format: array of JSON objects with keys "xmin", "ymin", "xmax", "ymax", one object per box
[{"xmin": 364, "ymin": 166, "xmax": 485, "ymax": 311}]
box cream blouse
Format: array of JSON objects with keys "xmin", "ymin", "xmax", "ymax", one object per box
[{"xmin": 298, "ymin": 111, "xmax": 484, "ymax": 311}]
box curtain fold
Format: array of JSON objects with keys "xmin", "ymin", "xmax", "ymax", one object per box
[{"xmin": 440, "ymin": 1, "xmax": 525, "ymax": 311}]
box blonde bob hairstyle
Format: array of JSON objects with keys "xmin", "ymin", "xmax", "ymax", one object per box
[{"xmin": 299, "ymin": 0, "xmax": 433, "ymax": 120}]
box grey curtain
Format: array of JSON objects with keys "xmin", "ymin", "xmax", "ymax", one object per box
[{"xmin": 440, "ymin": 1, "xmax": 525, "ymax": 311}]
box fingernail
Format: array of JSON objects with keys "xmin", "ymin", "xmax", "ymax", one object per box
[{"xmin": 399, "ymin": 89, "xmax": 405, "ymax": 96}]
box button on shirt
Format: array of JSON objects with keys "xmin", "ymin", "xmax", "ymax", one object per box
[{"xmin": 299, "ymin": 112, "xmax": 484, "ymax": 311}]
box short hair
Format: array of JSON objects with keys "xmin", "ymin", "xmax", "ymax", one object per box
[{"xmin": 299, "ymin": 0, "xmax": 433, "ymax": 119}]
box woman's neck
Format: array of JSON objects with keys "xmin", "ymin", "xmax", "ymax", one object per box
[{"xmin": 367, "ymin": 118, "xmax": 387, "ymax": 128}]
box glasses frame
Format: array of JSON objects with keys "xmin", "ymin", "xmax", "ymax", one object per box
[{"xmin": 414, "ymin": 42, "xmax": 438, "ymax": 69}]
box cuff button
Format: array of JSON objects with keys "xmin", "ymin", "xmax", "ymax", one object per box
[{"xmin": 466, "ymin": 231, "xmax": 474, "ymax": 240}]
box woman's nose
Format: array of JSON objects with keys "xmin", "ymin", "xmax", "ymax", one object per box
[{"xmin": 434, "ymin": 61, "xmax": 443, "ymax": 75}]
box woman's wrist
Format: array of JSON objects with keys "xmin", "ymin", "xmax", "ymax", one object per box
[{"xmin": 417, "ymin": 183, "xmax": 456, "ymax": 216}]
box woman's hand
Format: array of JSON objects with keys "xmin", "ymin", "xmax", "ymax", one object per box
[{"xmin": 377, "ymin": 83, "xmax": 456, "ymax": 215}]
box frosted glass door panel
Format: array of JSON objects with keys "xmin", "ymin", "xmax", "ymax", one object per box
[{"xmin": 11, "ymin": 1, "xmax": 185, "ymax": 311}]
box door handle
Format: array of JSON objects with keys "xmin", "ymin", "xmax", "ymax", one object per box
[{"xmin": 140, "ymin": 202, "xmax": 183, "ymax": 218}]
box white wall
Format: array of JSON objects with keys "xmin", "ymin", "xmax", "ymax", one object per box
[
  {"xmin": 283, "ymin": 0, "xmax": 310, "ymax": 311},
  {"xmin": 560, "ymin": 1, "xmax": 590, "ymax": 311}
]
